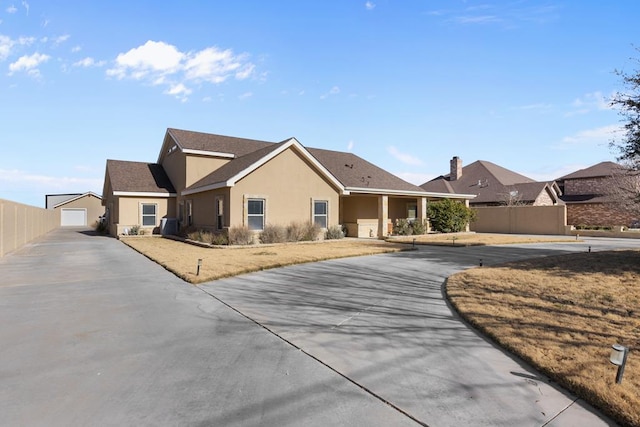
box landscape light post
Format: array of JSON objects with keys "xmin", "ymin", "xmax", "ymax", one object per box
[
  {"xmin": 197, "ymin": 258, "xmax": 202, "ymax": 276},
  {"xmin": 610, "ymin": 344, "xmax": 630, "ymax": 384}
]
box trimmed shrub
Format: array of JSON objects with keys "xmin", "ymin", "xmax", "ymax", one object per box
[
  {"xmin": 229, "ymin": 225, "xmax": 254, "ymax": 245},
  {"xmin": 301, "ymin": 221, "xmax": 321, "ymax": 241},
  {"xmin": 427, "ymin": 199, "xmax": 476, "ymax": 233},
  {"xmin": 325, "ymin": 225, "xmax": 345, "ymax": 240},
  {"xmin": 260, "ymin": 224, "xmax": 287, "ymax": 244},
  {"xmin": 210, "ymin": 232, "xmax": 229, "ymax": 245},
  {"xmin": 286, "ymin": 222, "xmax": 306, "ymax": 242},
  {"xmin": 411, "ymin": 219, "xmax": 427, "ymax": 235},
  {"xmin": 393, "ymin": 218, "xmax": 412, "ymax": 236},
  {"xmin": 129, "ymin": 225, "xmax": 144, "ymax": 235}
]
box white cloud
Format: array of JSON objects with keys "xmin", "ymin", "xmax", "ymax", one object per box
[
  {"xmin": 387, "ymin": 146, "xmax": 424, "ymax": 166},
  {"xmin": 53, "ymin": 34, "xmax": 70, "ymax": 45},
  {"xmin": 238, "ymin": 92, "xmax": 252, "ymax": 100},
  {"xmin": 164, "ymin": 82, "xmax": 192, "ymax": 102},
  {"xmin": 365, "ymin": 2, "xmax": 376, "ymax": 11},
  {"xmin": 71, "ymin": 45, "xmax": 81, "ymax": 53},
  {"xmin": 0, "ymin": 36, "xmax": 14, "ymax": 60},
  {"xmin": 106, "ymin": 40, "xmax": 255, "ymax": 101},
  {"xmin": 522, "ymin": 164, "xmax": 590, "ymax": 182},
  {"xmin": 0, "ymin": 168, "xmax": 103, "ymax": 192},
  {"xmin": 6, "ymin": 5, "xmax": 18, "ymax": 13},
  {"xmin": 8, "ymin": 52, "xmax": 50, "ymax": 76},
  {"xmin": 73, "ymin": 57, "xmax": 105, "ymax": 68},
  {"xmin": 558, "ymin": 124, "xmax": 621, "ymax": 148},
  {"xmin": 320, "ymin": 86, "xmax": 340, "ymax": 99},
  {"xmin": 565, "ymin": 91, "xmax": 612, "ymax": 116},
  {"xmin": 347, "ymin": 140, "xmax": 354, "ymax": 151},
  {"xmin": 22, "ymin": 0, "xmax": 29, "ymax": 15}
]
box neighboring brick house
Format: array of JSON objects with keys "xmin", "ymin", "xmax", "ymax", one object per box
[
  {"xmin": 557, "ymin": 161, "xmax": 639, "ymax": 227},
  {"xmin": 421, "ymin": 156, "xmax": 563, "ymax": 206}
]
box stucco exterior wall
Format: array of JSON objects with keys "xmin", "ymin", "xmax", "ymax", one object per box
[
  {"xmin": 471, "ymin": 205, "xmax": 567, "ymax": 235},
  {"xmin": 341, "ymin": 196, "xmax": 377, "ymax": 223},
  {"xmin": 229, "ymin": 148, "xmax": 340, "ymax": 229},
  {"xmin": 185, "ymin": 155, "xmax": 230, "ymax": 188},
  {"xmin": 55, "ymin": 194, "xmax": 104, "ymax": 227},
  {"xmin": 0, "ymin": 199, "xmax": 60, "ymax": 257},
  {"xmin": 567, "ymin": 203, "xmax": 637, "ymax": 227},
  {"xmin": 161, "ymin": 150, "xmax": 187, "ymax": 192},
  {"xmin": 114, "ymin": 196, "xmax": 176, "ymax": 235},
  {"xmin": 186, "ymin": 188, "xmax": 230, "ymax": 230}
]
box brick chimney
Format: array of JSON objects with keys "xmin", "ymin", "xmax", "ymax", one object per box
[{"xmin": 450, "ymin": 156, "xmax": 462, "ymax": 181}]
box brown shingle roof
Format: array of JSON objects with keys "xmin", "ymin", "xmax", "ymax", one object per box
[
  {"xmin": 308, "ymin": 147, "xmax": 425, "ymax": 192},
  {"xmin": 557, "ymin": 161, "xmax": 621, "ymax": 180},
  {"xmin": 106, "ymin": 160, "xmax": 176, "ymax": 194},
  {"xmin": 167, "ymin": 128, "xmax": 273, "ymax": 157},
  {"xmin": 421, "ymin": 160, "xmax": 539, "ymax": 204}
]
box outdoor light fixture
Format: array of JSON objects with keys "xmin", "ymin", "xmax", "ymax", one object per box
[
  {"xmin": 412, "ymin": 238, "xmax": 416, "ymax": 248},
  {"xmin": 479, "ymin": 258, "xmax": 483, "ymax": 267},
  {"xmin": 197, "ymin": 258, "xmax": 203, "ymax": 276},
  {"xmin": 609, "ymin": 344, "xmax": 630, "ymax": 384}
]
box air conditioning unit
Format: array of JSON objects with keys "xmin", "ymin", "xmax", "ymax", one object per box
[{"xmin": 160, "ymin": 218, "xmax": 178, "ymax": 236}]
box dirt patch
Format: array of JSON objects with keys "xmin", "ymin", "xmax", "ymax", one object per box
[{"xmin": 447, "ymin": 250, "xmax": 640, "ymax": 427}]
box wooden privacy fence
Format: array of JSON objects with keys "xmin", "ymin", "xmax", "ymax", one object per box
[
  {"xmin": 0, "ymin": 199, "xmax": 59, "ymax": 257},
  {"xmin": 471, "ymin": 205, "xmax": 567, "ymax": 235}
]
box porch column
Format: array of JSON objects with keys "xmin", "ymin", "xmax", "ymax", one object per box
[
  {"xmin": 465, "ymin": 199, "xmax": 470, "ymax": 232},
  {"xmin": 418, "ymin": 196, "xmax": 429, "ymax": 232},
  {"xmin": 378, "ymin": 195, "xmax": 389, "ymax": 238}
]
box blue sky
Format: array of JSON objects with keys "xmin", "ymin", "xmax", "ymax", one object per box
[{"xmin": 1, "ymin": 1, "xmax": 637, "ymax": 207}]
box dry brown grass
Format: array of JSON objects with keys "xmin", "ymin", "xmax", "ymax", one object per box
[
  {"xmin": 447, "ymin": 250, "xmax": 640, "ymax": 427},
  {"xmin": 121, "ymin": 237, "xmax": 408, "ymax": 284},
  {"xmin": 388, "ymin": 232, "xmax": 578, "ymax": 246}
]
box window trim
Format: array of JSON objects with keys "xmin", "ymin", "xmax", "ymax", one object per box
[
  {"xmin": 141, "ymin": 202, "xmax": 158, "ymax": 227},
  {"xmin": 246, "ymin": 197, "xmax": 265, "ymax": 231},
  {"xmin": 313, "ymin": 199, "xmax": 328, "ymax": 229}
]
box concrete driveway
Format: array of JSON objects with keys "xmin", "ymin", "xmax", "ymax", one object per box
[{"xmin": 2, "ymin": 229, "xmax": 636, "ymax": 426}]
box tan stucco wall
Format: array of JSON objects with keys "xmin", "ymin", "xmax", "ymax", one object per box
[
  {"xmin": 185, "ymin": 188, "xmax": 230, "ymax": 230},
  {"xmin": 471, "ymin": 205, "xmax": 567, "ymax": 235},
  {"xmin": 161, "ymin": 150, "xmax": 187, "ymax": 192},
  {"xmin": 185, "ymin": 156, "xmax": 230, "ymax": 188},
  {"xmin": 341, "ymin": 196, "xmax": 378, "ymax": 223},
  {"xmin": 55, "ymin": 194, "xmax": 104, "ymax": 227},
  {"xmin": 0, "ymin": 199, "xmax": 60, "ymax": 257},
  {"xmin": 113, "ymin": 196, "xmax": 176, "ymax": 235},
  {"xmin": 229, "ymin": 148, "xmax": 339, "ymax": 228}
]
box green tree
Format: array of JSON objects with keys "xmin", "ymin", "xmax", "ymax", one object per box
[
  {"xmin": 611, "ymin": 53, "xmax": 640, "ymax": 163},
  {"xmin": 427, "ymin": 199, "xmax": 476, "ymax": 233}
]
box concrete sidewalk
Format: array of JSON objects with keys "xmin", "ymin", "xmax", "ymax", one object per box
[{"xmin": 200, "ymin": 238, "xmax": 637, "ymax": 426}]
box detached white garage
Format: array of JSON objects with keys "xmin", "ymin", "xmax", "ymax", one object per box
[
  {"xmin": 47, "ymin": 192, "xmax": 104, "ymax": 228},
  {"xmin": 60, "ymin": 208, "xmax": 87, "ymax": 226}
]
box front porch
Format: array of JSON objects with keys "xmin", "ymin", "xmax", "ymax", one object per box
[{"xmin": 340, "ymin": 194, "xmax": 430, "ymax": 238}]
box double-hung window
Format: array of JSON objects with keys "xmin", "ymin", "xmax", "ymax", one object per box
[
  {"xmin": 141, "ymin": 203, "xmax": 157, "ymax": 226},
  {"xmin": 216, "ymin": 197, "xmax": 224, "ymax": 230},
  {"xmin": 313, "ymin": 200, "xmax": 328, "ymax": 229},
  {"xmin": 247, "ymin": 199, "xmax": 265, "ymax": 230}
]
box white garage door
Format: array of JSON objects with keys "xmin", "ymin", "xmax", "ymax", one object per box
[{"xmin": 61, "ymin": 208, "xmax": 87, "ymax": 226}]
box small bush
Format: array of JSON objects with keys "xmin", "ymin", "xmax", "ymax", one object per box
[
  {"xmin": 128, "ymin": 225, "xmax": 143, "ymax": 235},
  {"xmin": 210, "ymin": 232, "xmax": 229, "ymax": 245},
  {"xmin": 301, "ymin": 221, "xmax": 321, "ymax": 241},
  {"xmin": 393, "ymin": 218, "xmax": 413, "ymax": 236},
  {"xmin": 260, "ymin": 224, "xmax": 287, "ymax": 244},
  {"xmin": 286, "ymin": 222, "xmax": 306, "ymax": 242},
  {"xmin": 95, "ymin": 221, "xmax": 108, "ymax": 234},
  {"xmin": 325, "ymin": 225, "xmax": 345, "ymax": 240},
  {"xmin": 229, "ymin": 225, "xmax": 254, "ymax": 245},
  {"xmin": 411, "ymin": 219, "xmax": 427, "ymax": 235}
]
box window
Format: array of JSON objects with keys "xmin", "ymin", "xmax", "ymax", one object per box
[
  {"xmin": 247, "ymin": 199, "xmax": 264, "ymax": 230},
  {"xmin": 215, "ymin": 197, "xmax": 224, "ymax": 230},
  {"xmin": 314, "ymin": 200, "xmax": 328, "ymax": 228},
  {"xmin": 186, "ymin": 200, "xmax": 193, "ymax": 226},
  {"xmin": 141, "ymin": 203, "xmax": 157, "ymax": 226},
  {"xmin": 407, "ymin": 202, "xmax": 417, "ymax": 220}
]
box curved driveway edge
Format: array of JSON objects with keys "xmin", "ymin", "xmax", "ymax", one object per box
[{"xmin": 200, "ymin": 237, "xmax": 640, "ymax": 426}]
